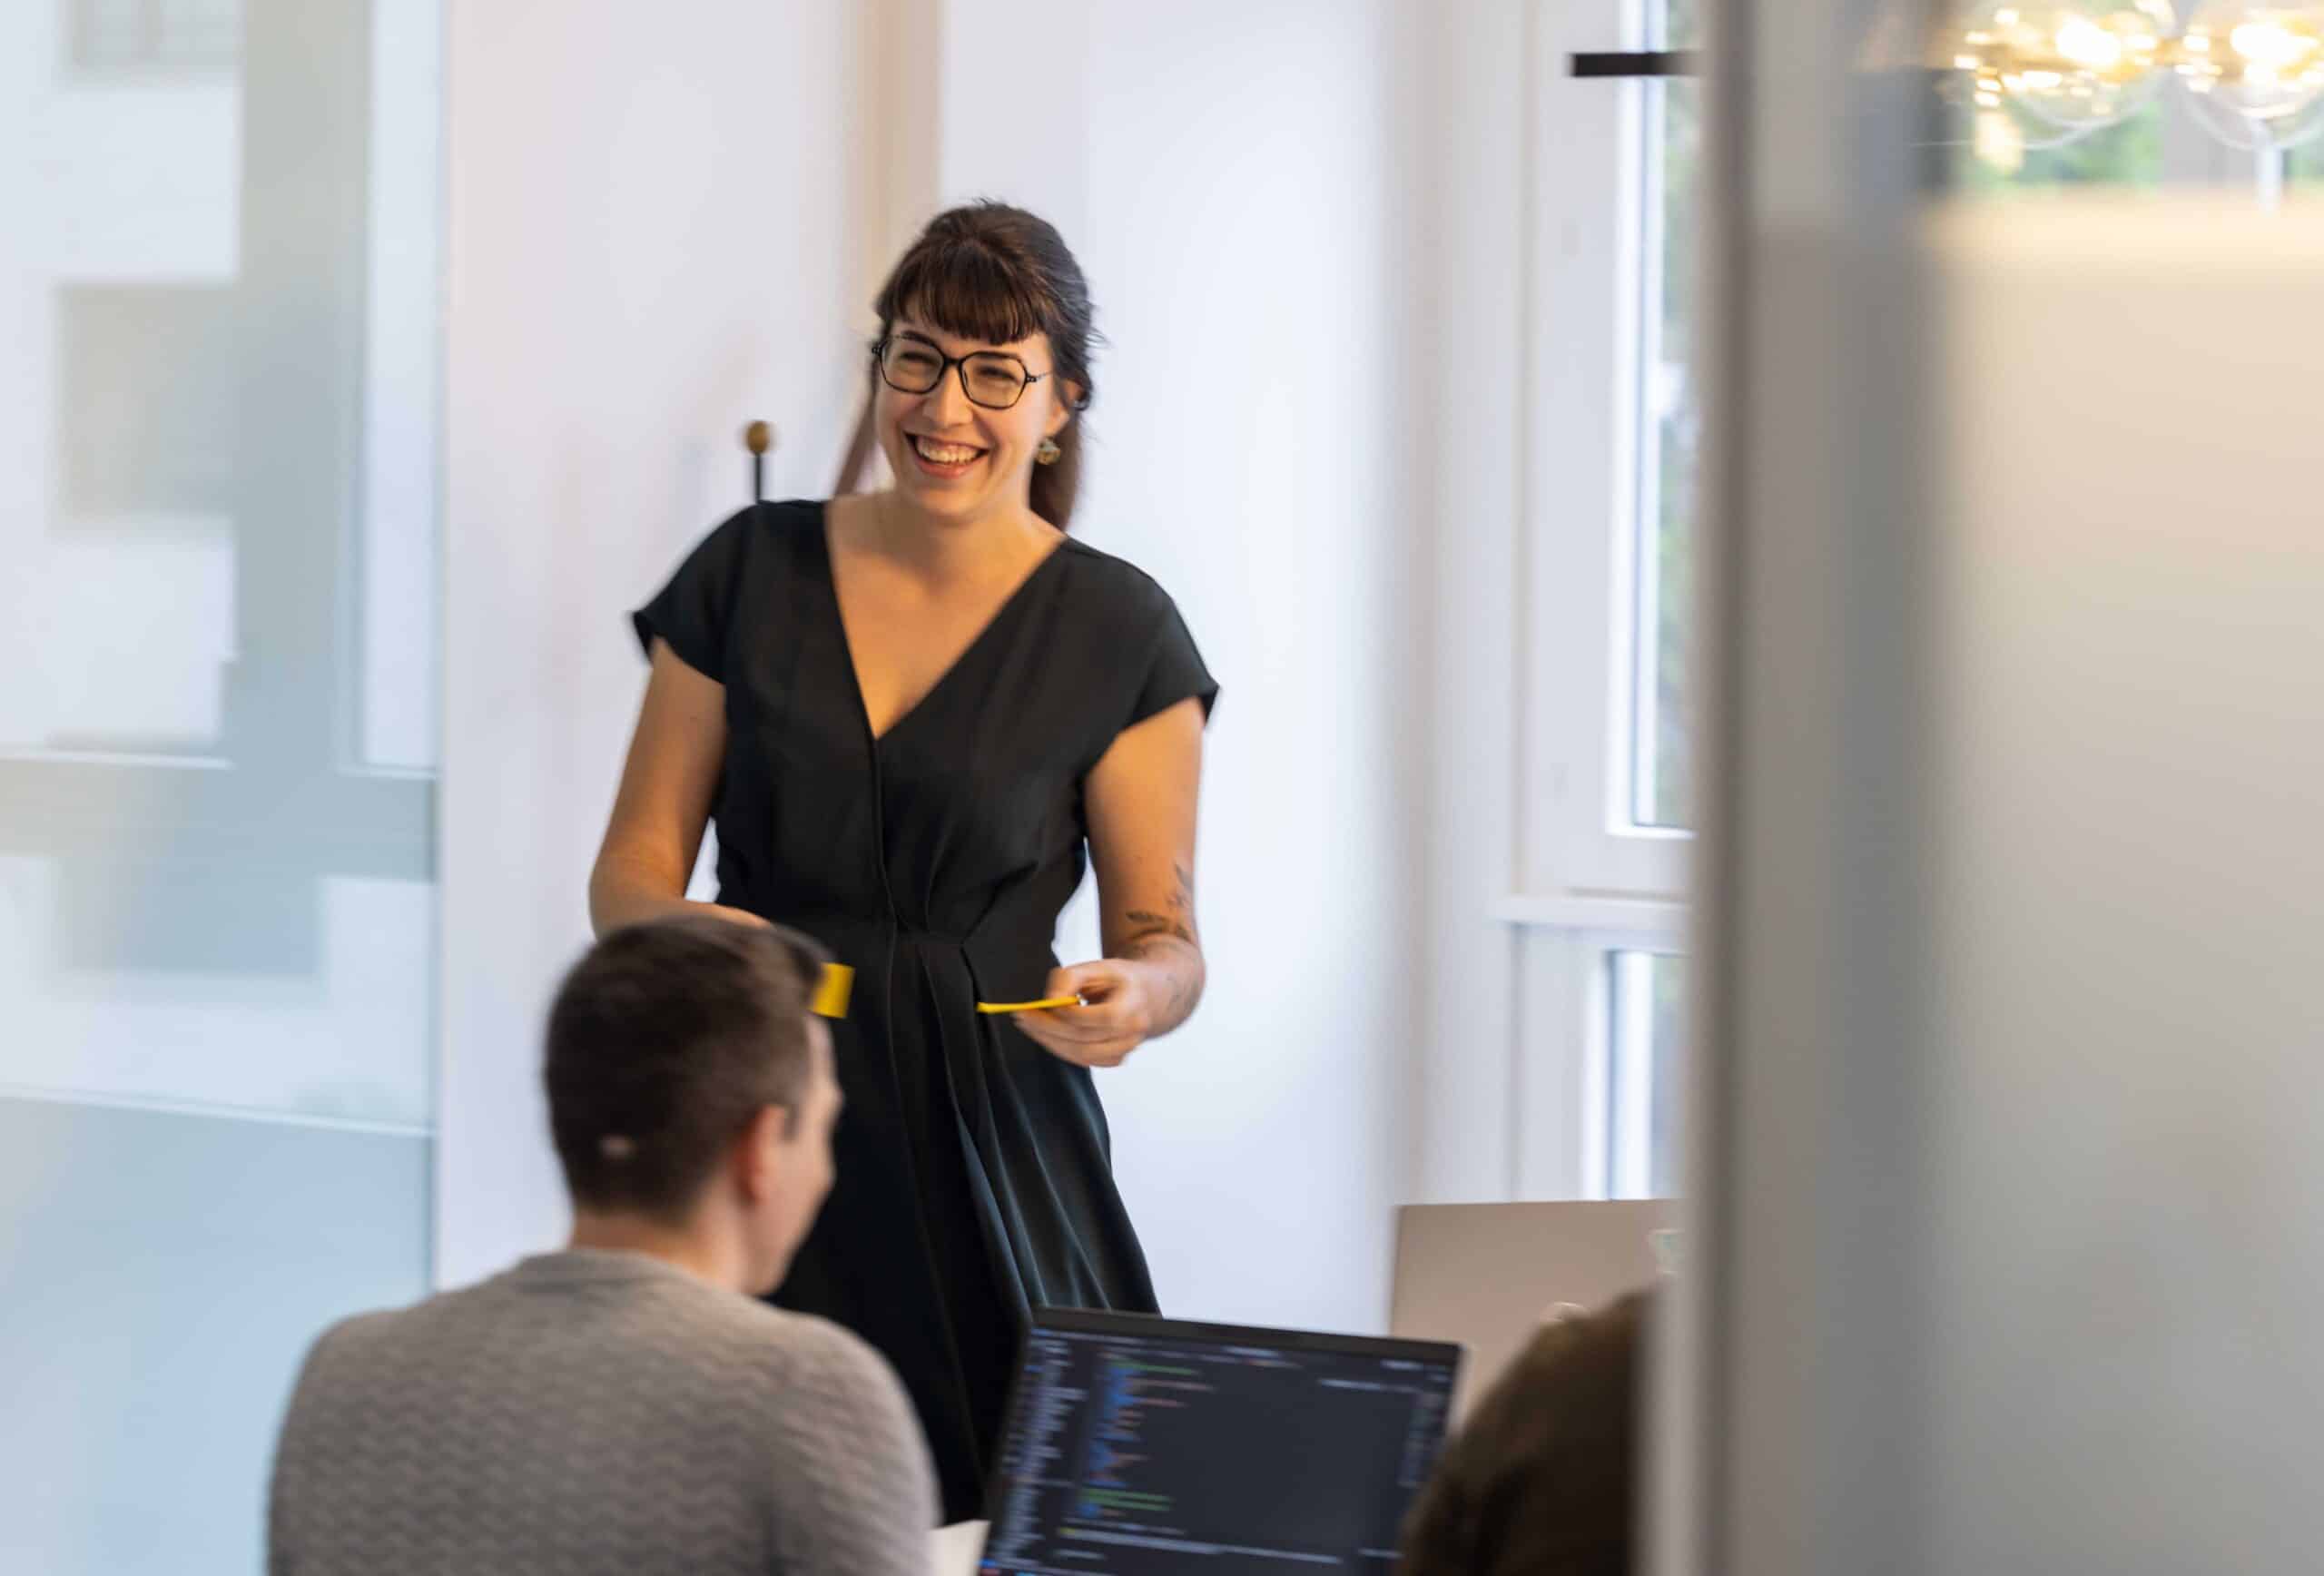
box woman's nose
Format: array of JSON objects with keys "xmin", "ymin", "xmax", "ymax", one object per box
[{"xmin": 925, "ymin": 364, "xmax": 973, "ymax": 425}]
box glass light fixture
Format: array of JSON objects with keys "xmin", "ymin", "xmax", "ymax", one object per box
[
  {"xmin": 1955, "ymin": 0, "xmax": 2179, "ymax": 137},
  {"xmin": 2177, "ymin": 1, "xmax": 2324, "ymax": 148},
  {"xmin": 1938, "ymin": 0, "xmax": 2324, "ymax": 158}
]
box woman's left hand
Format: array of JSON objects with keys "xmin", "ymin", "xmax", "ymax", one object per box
[{"xmin": 1011, "ymin": 959, "xmax": 1160, "ymax": 1069}]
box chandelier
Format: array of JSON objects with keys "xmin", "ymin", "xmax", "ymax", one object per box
[{"xmin": 1941, "ymin": 2, "xmax": 2324, "ymax": 167}]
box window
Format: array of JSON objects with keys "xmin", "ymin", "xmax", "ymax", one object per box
[
  {"xmin": 1601, "ymin": 951, "xmax": 1687, "ymax": 1199},
  {"xmin": 1512, "ymin": 0, "xmax": 1695, "ymax": 1203},
  {"xmin": 1630, "ymin": 0, "xmax": 1700, "ymax": 832}
]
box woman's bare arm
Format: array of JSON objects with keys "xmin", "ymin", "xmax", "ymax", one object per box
[
  {"xmin": 588, "ymin": 639, "xmax": 765, "ymax": 935},
  {"xmin": 1089, "ymin": 695, "xmax": 1207, "ymax": 1033},
  {"xmin": 1012, "ymin": 697, "xmax": 1206, "ymax": 1067}
]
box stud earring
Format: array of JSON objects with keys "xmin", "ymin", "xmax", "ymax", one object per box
[{"xmin": 1035, "ymin": 438, "xmax": 1062, "ymax": 466}]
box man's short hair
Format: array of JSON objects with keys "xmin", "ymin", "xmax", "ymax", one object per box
[
  {"xmin": 545, "ymin": 915, "xmax": 831, "ymax": 1222},
  {"xmin": 1398, "ymin": 1289, "xmax": 1649, "ymax": 1576}
]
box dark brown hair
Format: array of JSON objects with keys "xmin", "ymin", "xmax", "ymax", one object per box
[
  {"xmin": 864, "ymin": 200, "xmax": 1099, "ymax": 529},
  {"xmin": 1398, "ymin": 1290, "xmax": 1651, "ymax": 1576},
  {"xmin": 544, "ymin": 915, "xmax": 829, "ymax": 1223}
]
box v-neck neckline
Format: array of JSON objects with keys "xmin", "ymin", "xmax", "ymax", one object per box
[{"xmin": 817, "ymin": 501, "xmax": 1071, "ymax": 748}]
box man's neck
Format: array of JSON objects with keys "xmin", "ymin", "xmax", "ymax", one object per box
[{"xmin": 566, "ymin": 1209, "xmax": 751, "ymax": 1294}]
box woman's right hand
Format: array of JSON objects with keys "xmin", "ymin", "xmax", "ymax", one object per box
[
  {"xmin": 592, "ymin": 892, "xmax": 771, "ymax": 934},
  {"xmin": 694, "ymin": 901, "xmax": 772, "ymax": 930}
]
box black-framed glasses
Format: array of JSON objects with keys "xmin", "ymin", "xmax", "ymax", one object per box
[{"xmin": 874, "ymin": 335, "xmax": 1052, "ymax": 410}]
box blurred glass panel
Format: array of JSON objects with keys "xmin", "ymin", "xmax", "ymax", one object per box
[
  {"xmin": 359, "ymin": 0, "xmax": 441, "ymax": 772},
  {"xmin": 0, "ymin": 1, "xmax": 441, "ymax": 1571},
  {"xmin": 0, "ymin": 1101, "xmax": 427, "ymax": 1573},
  {"xmin": 72, "ymin": 0, "xmax": 241, "ymax": 78}
]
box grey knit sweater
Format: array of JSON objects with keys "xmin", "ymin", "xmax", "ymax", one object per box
[{"xmin": 267, "ymin": 1249, "xmax": 937, "ymax": 1576}]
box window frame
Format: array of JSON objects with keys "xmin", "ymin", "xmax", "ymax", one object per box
[
  {"xmin": 1497, "ymin": 0, "xmax": 1693, "ymax": 1203},
  {"xmin": 1517, "ymin": 0, "xmax": 1691, "ymax": 911}
]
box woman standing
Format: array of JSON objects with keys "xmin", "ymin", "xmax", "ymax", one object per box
[{"xmin": 590, "ymin": 203, "xmax": 1216, "ymax": 1523}]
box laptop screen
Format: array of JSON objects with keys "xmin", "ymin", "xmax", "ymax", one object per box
[{"xmin": 980, "ymin": 1308, "xmax": 1462, "ymax": 1575}]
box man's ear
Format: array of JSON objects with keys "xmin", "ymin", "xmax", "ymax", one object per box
[{"xmin": 733, "ymin": 1104, "xmax": 793, "ymax": 1202}]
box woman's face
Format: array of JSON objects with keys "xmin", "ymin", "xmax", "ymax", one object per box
[{"xmin": 875, "ymin": 315, "xmax": 1074, "ymax": 524}]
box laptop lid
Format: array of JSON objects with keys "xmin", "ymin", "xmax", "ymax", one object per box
[
  {"xmin": 1389, "ymin": 1199, "xmax": 1673, "ymax": 1422},
  {"xmin": 980, "ymin": 1307, "xmax": 1462, "ymax": 1575}
]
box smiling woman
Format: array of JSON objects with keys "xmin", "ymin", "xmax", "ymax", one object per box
[{"xmin": 587, "ymin": 202, "xmax": 1218, "ymax": 1526}]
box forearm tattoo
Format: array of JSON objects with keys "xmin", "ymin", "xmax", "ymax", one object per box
[
  {"xmin": 1120, "ymin": 861, "xmax": 1203, "ymax": 1027},
  {"xmin": 1123, "ymin": 909, "xmax": 1195, "ymax": 946}
]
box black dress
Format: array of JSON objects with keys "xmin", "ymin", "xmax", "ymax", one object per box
[{"xmin": 632, "ymin": 499, "xmax": 1217, "ymax": 1523}]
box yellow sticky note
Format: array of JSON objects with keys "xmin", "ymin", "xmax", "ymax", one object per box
[{"xmin": 811, "ymin": 962, "xmax": 853, "ymax": 1019}]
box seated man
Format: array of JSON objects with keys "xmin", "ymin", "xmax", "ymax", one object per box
[
  {"xmin": 268, "ymin": 915, "xmax": 934, "ymax": 1576},
  {"xmin": 1397, "ymin": 1289, "xmax": 1650, "ymax": 1576}
]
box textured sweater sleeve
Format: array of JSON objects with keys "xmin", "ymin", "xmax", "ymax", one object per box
[{"xmin": 763, "ymin": 1325, "xmax": 940, "ymax": 1576}]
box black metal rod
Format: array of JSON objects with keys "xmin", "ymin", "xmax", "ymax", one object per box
[
  {"xmin": 744, "ymin": 419, "xmax": 773, "ymax": 503},
  {"xmin": 1570, "ymin": 50, "xmax": 1701, "ymax": 78}
]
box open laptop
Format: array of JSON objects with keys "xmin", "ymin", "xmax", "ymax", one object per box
[
  {"xmin": 1389, "ymin": 1199, "xmax": 1674, "ymax": 1423},
  {"xmin": 976, "ymin": 1307, "xmax": 1462, "ymax": 1575}
]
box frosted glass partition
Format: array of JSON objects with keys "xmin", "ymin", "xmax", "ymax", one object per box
[
  {"xmin": 1919, "ymin": 198, "xmax": 2324, "ymax": 1574},
  {"xmin": 0, "ymin": 3, "xmax": 441, "ymax": 1571}
]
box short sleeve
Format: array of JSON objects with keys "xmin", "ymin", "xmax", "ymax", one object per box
[
  {"xmin": 630, "ymin": 507, "xmax": 756, "ymax": 683},
  {"xmin": 1128, "ymin": 591, "xmax": 1219, "ymax": 729}
]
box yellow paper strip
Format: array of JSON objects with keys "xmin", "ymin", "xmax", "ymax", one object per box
[
  {"xmin": 811, "ymin": 962, "xmax": 854, "ymax": 1019},
  {"xmin": 975, "ymin": 996, "xmax": 1082, "ymax": 1015}
]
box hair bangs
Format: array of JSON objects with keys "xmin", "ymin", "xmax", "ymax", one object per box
[{"xmin": 881, "ymin": 240, "xmax": 1055, "ymax": 350}]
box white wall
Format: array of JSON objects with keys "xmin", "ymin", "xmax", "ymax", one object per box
[
  {"xmin": 440, "ymin": 0, "xmax": 1435, "ymax": 1337},
  {"xmin": 1068, "ymin": 0, "xmax": 1433, "ymax": 1335},
  {"xmin": 1411, "ymin": 0, "xmax": 1531, "ymax": 1206},
  {"xmin": 438, "ymin": 0, "xmax": 869, "ymax": 1285}
]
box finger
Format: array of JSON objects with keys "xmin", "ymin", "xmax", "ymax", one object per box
[
  {"xmin": 1046, "ymin": 991, "xmax": 1136, "ymax": 1029},
  {"xmin": 1011, "ymin": 1013, "xmax": 1121, "ymax": 1058},
  {"xmin": 1047, "ymin": 960, "xmax": 1123, "ymax": 1000},
  {"xmin": 1012, "ymin": 1015, "xmax": 1137, "ymax": 1064},
  {"xmin": 1019, "ymin": 1015, "xmax": 1104, "ymax": 1050},
  {"xmin": 1016, "ymin": 990, "xmax": 1129, "ymax": 1038},
  {"xmin": 1040, "ymin": 1039, "xmax": 1137, "ymax": 1069},
  {"xmin": 1029, "ymin": 1010, "xmax": 1139, "ymax": 1049}
]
